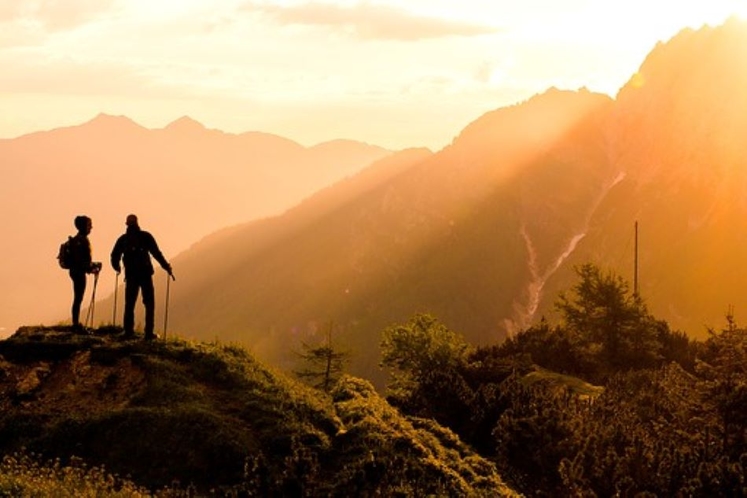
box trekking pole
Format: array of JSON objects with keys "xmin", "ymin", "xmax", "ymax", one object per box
[
  {"xmin": 164, "ymin": 272, "xmax": 175, "ymax": 340},
  {"xmin": 112, "ymin": 272, "xmax": 119, "ymax": 326},
  {"xmin": 85, "ymin": 272, "xmax": 100, "ymax": 329}
]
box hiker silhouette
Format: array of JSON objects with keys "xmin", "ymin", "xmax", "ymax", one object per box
[
  {"xmin": 110, "ymin": 214, "xmax": 173, "ymax": 340},
  {"xmin": 67, "ymin": 215, "xmax": 101, "ymax": 332}
]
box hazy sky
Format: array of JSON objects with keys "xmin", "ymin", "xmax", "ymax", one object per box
[{"xmin": 1, "ymin": 0, "xmax": 744, "ymax": 150}]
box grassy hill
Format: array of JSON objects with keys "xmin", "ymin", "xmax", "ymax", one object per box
[{"xmin": 0, "ymin": 326, "xmax": 517, "ymax": 496}]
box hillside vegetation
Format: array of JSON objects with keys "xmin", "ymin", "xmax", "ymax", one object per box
[
  {"xmin": 0, "ymin": 326, "xmax": 515, "ymax": 496},
  {"xmin": 376, "ymin": 264, "xmax": 747, "ymax": 496}
]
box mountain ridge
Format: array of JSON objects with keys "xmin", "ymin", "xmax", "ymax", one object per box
[
  {"xmin": 141, "ymin": 18, "xmax": 747, "ymax": 384},
  {"xmin": 152, "ymin": 86, "xmax": 614, "ymax": 384},
  {"xmin": 537, "ymin": 15, "xmax": 747, "ymax": 333}
]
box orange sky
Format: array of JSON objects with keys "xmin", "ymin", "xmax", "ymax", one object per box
[{"xmin": 1, "ymin": 0, "xmax": 745, "ymax": 150}]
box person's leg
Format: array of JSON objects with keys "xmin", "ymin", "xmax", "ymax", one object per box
[
  {"xmin": 123, "ymin": 278, "xmax": 140, "ymax": 336},
  {"xmin": 142, "ymin": 276, "xmax": 155, "ymax": 338},
  {"xmin": 70, "ymin": 271, "xmax": 87, "ymax": 327}
]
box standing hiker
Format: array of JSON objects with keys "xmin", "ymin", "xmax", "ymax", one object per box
[
  {"xmin": 110, "ymin": 214, "xmax": 173, "ymax": 340},
  {"xmin": 65, "ymin": 215, "xmax": 102, "ymax": 332}
]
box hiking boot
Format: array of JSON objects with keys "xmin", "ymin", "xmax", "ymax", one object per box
[
  {"xmin": 144, "ymin": 333, "xmax": 158, "ymax": 341},
  {"xmin": 122, "ymin": 330, "xmax": 136, "ymax": 340},
  {"xmin": 72, "ymin": 324, "xmax": 90, "ymax": 335}
]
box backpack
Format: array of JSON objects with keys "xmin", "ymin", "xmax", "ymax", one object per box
[
  {"xmin": 122, "ymin": 232, "xmax": 153, "ymax": 274},
  {"xmin": 57, "ymin": 237, "xmax": 73, "ymax": 269}
]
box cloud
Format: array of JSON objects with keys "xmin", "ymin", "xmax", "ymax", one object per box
[
  {"xmin": 0, "ymin": 0, "xmax": 119, "ymax": 32},
  {"xmin": 0, "ymin": 4, "xmax": 22, "ymax": 23},
  {"xmin": 241, "ymin": 1, "xmax": 499, "ymax": 41},
  {"xmin": 0, "ymin": 56, "xmax": 172, "ymax": 98}
]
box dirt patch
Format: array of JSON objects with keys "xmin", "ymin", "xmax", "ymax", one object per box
[{"xmin": 0, "ymin": 347, "xmax": 147, "ymax": 417}]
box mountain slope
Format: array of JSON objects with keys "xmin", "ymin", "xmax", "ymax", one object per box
[
  {"xmin": 0, "ymin": 326, "xmax": 516, "ymax": 496},
  {"xmin": 156, "ymin": 18, "xmax": 747, "ymax": 382},
  {"xmin": 537, "ymin": 17, "xmax": 747, "ymax": 335},
  {"xmin": 0, "ymin": 116, "xmax": 391, "ymax": 334},
  {"xmin": 161, "ymin": 89, "xmax": 614, "ymax": 381}
]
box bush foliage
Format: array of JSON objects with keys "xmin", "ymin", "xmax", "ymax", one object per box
[{"xmin": 379, "ymin": 264, "xmax": 747, "ymax": 495}]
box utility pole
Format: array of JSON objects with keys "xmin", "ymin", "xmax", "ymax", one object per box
[{"xmin": 634, "ymin": 221, "xmax": 639, "ymax": 298}]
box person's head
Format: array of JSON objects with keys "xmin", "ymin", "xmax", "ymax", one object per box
[
  {"xmin": 74, "ymin": 215, "xmax": 92, "ymax": 233},
  {"xmin": 126, "ymin": 214, "xmax": 139, "ymax": 228}
]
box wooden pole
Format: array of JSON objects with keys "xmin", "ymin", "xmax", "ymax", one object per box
[{"xmin": 634, "ymin": 221, "xmax": 639, "ymax": 298}]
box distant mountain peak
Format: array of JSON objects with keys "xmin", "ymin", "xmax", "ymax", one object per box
[
  {"xmin": 71, "ymin": 113, "xmax": 147, "ymax": 138},
  {"xmin": 84, "ymin": 113, "xmax": 142, "ymax": 129},
  {"xmin": 454, "ymin": 87, "xmax": 612, "ymax": 148},
  {"xmin": 619, "ymin": 16, "xmax": 747, "ymax": 99},
  {"xmin": 164, "ymin": 116, "xmax": 207, "ymax": 133}
]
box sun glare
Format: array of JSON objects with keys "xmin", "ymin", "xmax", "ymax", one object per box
[{"xmin": 682, "ymin": 1, "xmax": 747, "ymax": 25}]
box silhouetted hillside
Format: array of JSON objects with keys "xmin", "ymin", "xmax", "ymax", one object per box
[
  {"xmin": 0, "ymin": 116, "xmax": 391, "ymax": 334},
  {"xmin": 0, "ymin": 326, "xmax": 516, "ymax": 496}
]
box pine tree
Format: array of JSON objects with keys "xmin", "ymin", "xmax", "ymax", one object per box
[{"xmin": 294, "ymin": 321, "xmax": 349, "ymax": 391}]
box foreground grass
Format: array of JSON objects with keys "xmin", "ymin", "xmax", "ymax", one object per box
[{"xmin": 0, "ymin": 452, "xmax": 152, "ymax": 497}]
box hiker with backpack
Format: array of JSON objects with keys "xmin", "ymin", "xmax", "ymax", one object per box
[
  {"xmin": 110, "ymin": 214, "xmax": 173, "ymax": 340},
  {"xmin": 60, "ymin": 215, "xmax": 102, "ymax": 332}
]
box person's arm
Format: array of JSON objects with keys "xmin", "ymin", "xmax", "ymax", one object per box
[
  {"xmin": 83, "ymin": 238, "xmax": 99, "ymax": 274},
  {"xmin": 110, "ymin": 237, "xmax": 123, "ymax": 273},
  {"xmin": 146, "ymin": 233, "xmax": 172, "ymax": 275}
]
